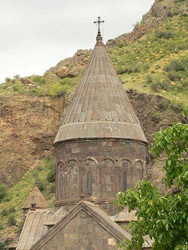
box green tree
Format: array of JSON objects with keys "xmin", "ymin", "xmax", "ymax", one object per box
[{"xmin": 116, "ymin": 108, "xmax": 188, "ymax": 250}]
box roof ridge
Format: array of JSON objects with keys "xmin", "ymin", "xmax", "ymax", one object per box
[{"xmin": 31, "ymin": 201, "xmax": 131, "ymax": 250}]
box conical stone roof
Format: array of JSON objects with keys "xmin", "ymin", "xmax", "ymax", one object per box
[
  {"xmin": 23, "ymin": 186, "xmax": 48, "ymax": 209},
  {"xmin": 54, "ymin": 36, "xmax": 147, "ymax": 144}
]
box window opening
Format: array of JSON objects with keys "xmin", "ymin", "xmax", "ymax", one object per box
[
  {"xmin": 60, "ymin": 174, "xmax": 63, "ymax": 197},
  {"xmin": 123, "ymin": 172, "xmax": 127, "ymax": 192},
  {"xmin": 87, "ymin": 171, "xmax": 92, "ymax": 195}
]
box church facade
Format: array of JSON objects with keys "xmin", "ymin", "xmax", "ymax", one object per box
[{"xmin": 16, "ymin": 19, "xmax": 151, "ymax": 250}]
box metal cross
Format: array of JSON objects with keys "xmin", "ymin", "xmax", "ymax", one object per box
[{"xmin": 94, "ymin": 16, "xmax": 105, "ymax": 35}]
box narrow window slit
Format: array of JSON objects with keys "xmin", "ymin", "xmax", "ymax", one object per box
[{"xmin": 87, "ymin": 171, "xmax": 92, "ymax": 195}]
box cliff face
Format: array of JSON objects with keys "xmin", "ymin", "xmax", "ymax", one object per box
[{"xmin": 0, "ymin": 96, "xmax": 65, "ymax": 185}]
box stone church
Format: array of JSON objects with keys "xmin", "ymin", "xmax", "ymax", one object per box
[{"xmin": 16, "ymin": 18, "xmax": 152, "ymax": 250}]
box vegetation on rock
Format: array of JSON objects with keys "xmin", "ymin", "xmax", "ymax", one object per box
[{"xmin": 109, "ymin": 13, "xmax": 188, "ymax": 107}]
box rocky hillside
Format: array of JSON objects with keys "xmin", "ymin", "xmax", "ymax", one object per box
[
  {"xmin": 107, "ymin": 0, "xmax": 188, "ymax": 46},
  {"xmin": 0, "ymin": 96, "xmax": 65, "ymax": 186},
  {"xmin": 0, "ymin": 0, "xmax": 187, "ymax": 246}
]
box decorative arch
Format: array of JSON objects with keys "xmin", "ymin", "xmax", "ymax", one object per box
[
  {"xmin": 83, "ymin": 157, "xmax": 98, "ymax": 166},
  {"xmin": 118, "ymin": 158, "xmax": 132, "ymax": 191},
  {"xmin": 57, "ymin": 161, "xmax": 65, "ymax": 172},
  {"xmin": 67, "ymin": 158, "xmax": 80, "ymax": 166},
  {"xmin": 134, "ymin": 160, "xmax": 145, "ymax": 186},
  {"xmin": 56, "ymin": 160, "xmax": 65, "ymax": 166},
  {"xmin": 56, "ymin": 161, "xmax": 65, "ymax": 200},
  {"xmin": 118, "ymin": 158, "xmax": 132, "ymax": 168},
  {"xmin": 100, "ymin": 158, "xmax": 116, "ymax": 197},
  {"xmin": 100, "ymin": 157, "xmax": 116, "ymax": 167},
  {"xmin": 67, "ymin": 159, "xmax": 80, "ymax": 199},
  {"xmin": 82, "ymin": 157, "xmax": 99, "ymax": 198}
]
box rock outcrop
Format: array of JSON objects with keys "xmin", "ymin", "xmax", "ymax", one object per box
[{"xmin": 0, "ymin": 96, "xmax": 65, "ymax": 185}]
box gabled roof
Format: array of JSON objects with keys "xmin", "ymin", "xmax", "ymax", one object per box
[
  {"xmin": 44, "ymin": 206, "xmax": 68, "ymax": 226},
  {"xmin": 31, "ymin": 201, "xmax": 132, "ymax": 250},
  {"xmin": 23, "ymin": 186, "xmax": 48, "ymax": 209},
  {"xmin": 16, "ymin": 208, "xmax": 56, "ymax": 250},
  {"xmin": 54, "ymin": 36, "xmax": 147, "ymax": 144},
  {"xmin": 110, "ymin": 207, "xmax": 137, "ymax": 222}
]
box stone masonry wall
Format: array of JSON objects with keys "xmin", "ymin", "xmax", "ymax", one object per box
[
  {"xmin": 55, "ymin": 139, "xmax": 147, "ymax": 215},
  {"xmin": 37, "ymin": 210, "xmax": 120, "ymax": 250}
]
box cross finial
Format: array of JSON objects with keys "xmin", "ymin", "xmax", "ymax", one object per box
[{"xmin": 94, "ymin": 16, "xmax": 105, "ymax": 37}]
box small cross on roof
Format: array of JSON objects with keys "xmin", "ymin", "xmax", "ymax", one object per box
[{"xmin": 94, "ymin": 16, "xmax": 105, "ymax": 36}]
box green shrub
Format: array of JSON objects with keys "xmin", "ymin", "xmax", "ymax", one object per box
[
  {"xmin": 0, "ymin": 242, "xmax": 5, "ymax": 250},
  {"xmin": 146, "ymin": 74, "xmax": 153, "ymax": 84},
  {"xmin": 163, "ymin": 64, "xmax": 172, "ymax": 72},
  {"xmin": 1, "ymin": 209, "xmax": 8, "ymax": 217},
  {"xmin": 5, "ymin": 77, "xmax": 11, "ymax": 82},
  {"xmin": 0, "ymin": 184, "xmax": 8, "ymax": 202},
  {"xmin": 13, "ymin": 86, "xmax": 19, "ymax": 92},
  {"xmin": 49, "ymin": 82, "xmax": 68, "ymax": 96},
  {"xmin": 14, "ymin": 74, "xmax": 20, "ymax": 79},
  {"xmin": 152, "ymin": 113, "xmax": 161, "ymax": 123},
  {"xmin": 37, "ymin": 180, "xmax": 45, "ymax": 192},
  {"xmin": 117, "ymin": 40, "xmax": 126, "ymax": 48},
  {"xmin": 171, "ymin": 60, "xmax": 185, "ymax": 71},
  {"xmin": 8, "ymin": 215, "xmax": 16, "ymax": 226},
  {"xmin": 32, "ymin": 75, "xmax": 46, "ymax": 85},
  {"xmin": 47, "ymin": 168, "xmax": 55, "ymax": 183},
  {"xmin": 61, "ymin": 77, "xmax": 71, "ymax": 85},
  {"xmin": 0, "ymin": 224, "xmax": 3, "ymax": 231},
  {"xmin": 164, "ymin": 58, "xmax": 187, "ymax": 73},
  {"xmin": 167, "ymin": 71, "xmax": 181, "ymax": 81},
  {"xmin": 155, "ymin": 30, "xmax": 174, "ymax": 39},
  {"xmin": 8, "ymin": 207, "xmax": 16, "ymax": 213},
  {"xmin": 50, "ymin": 183, "xmax": 55, "ymax": 193},
  {"xmin": 160, "ymin": 80, "xmax": 170, "ymax": 91}
]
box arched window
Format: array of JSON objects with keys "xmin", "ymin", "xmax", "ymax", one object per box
[
  {"xmin": 60, "ymin": 174, "xmax": 63, "ymax": 197},
  {"xmin": 87, "ymin": 171, "xmax": 92, "ymax": 195},
  {"xmin": 123, "ymin": 172, "xmax": 127, "ymax": 192}
]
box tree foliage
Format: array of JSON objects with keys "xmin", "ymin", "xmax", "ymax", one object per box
[{"xmin": 116, "ymin": 108, "xmax": 188, "ymax": 249}]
